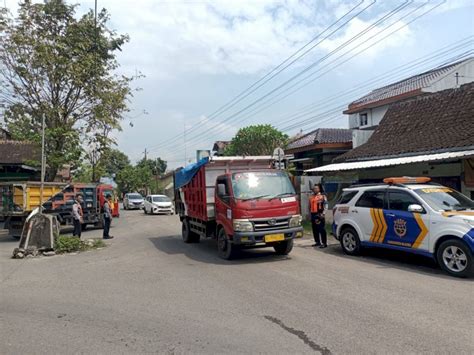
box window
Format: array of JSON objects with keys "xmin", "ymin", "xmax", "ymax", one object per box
[
  {"xmin": 216, "ymin": 178, "xmax": 229, "ymax": 200},
  {"xmin": 359, "ymin": 113, "xmax": 368, "ymax": 126},
  {"xmin": 337, "ymin": 190, "xmax": 358, "ymax": 204},
  {"xmin": 388, "ymin": 191, "xmax": 420, "ymax": 211},
  {"xmin": 355, "ymin": 190, "xmax": 386, "ymax": 209}
]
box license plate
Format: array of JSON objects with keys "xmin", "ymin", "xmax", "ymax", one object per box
[{"xmin": 265, "ymin": 234, "xmax": 285, "ymax": 242}]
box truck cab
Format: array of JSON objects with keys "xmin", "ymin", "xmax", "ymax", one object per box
[{"xmin": 175, "ymin": 157, "xmax": 303, "ymax": 259}]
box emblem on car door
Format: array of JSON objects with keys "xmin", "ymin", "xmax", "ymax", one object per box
[{"xmin": 394, "ymin": 218, "xmax": 407, "ymax": 238}]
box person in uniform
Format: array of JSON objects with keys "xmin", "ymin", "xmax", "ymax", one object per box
[
  {"xmin": 103, "ymin": 194, "xmax": 114, "ymax": 239},
  {"xmin": 72, "ymin": 194, "xmax": 84, "ymax": 239},
  {"xmin": 309, "ymin": 184, "xmax": 328, "ymax": 248}
]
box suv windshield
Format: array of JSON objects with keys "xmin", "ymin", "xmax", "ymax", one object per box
[
  {"xmin": 414, "ymin": 187, "xmax": 474, "ymax": 211},
  {"xmin": 153, "ymin": 196, "xmax": 170, "ymax": 203},
  {"xmin": 231, "ymin": 171, "xmax": 295, "ymax": 200},
  {"xmin": 128, "ymin": 194, "xmax": 143, "ymax": 200}
]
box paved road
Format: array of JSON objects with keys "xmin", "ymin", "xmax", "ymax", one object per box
[{"xmin": 1, "ymin": 211, "xmax": 473, "ymax": 354}]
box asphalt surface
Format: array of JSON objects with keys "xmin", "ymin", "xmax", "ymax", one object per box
[{"xmin": 1, "ymin": 211, "xmax": 473, "ymax": 354}]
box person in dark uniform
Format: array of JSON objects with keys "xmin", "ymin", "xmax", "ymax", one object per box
[
  {"xmin": 103, "ymin": 194, "xmax": 114, "ymax": 239},
  {"xmin": 309, "ymin": 184, "xmax": 328, "ymax": 248}
]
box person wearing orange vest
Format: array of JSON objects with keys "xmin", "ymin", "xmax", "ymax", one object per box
[{"xmin": 309, "ymin": 184, "xmax": 328, "ymax": 248}]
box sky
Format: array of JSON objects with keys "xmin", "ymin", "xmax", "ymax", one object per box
[{"xmin": 4, "ymin": 0, "xmax": 474, "ymax": 169}]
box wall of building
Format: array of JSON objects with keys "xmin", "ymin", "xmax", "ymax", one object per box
[{"xmin": 425, "ymin": 60, "xmax": 474, "ymax": 93}]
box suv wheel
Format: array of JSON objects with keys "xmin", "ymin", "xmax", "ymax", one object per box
[
  {"xmin": 340, "ymin": 227, "xmax": 361, "ymax": 256},
  {"xmin": 437, "ymin": 239, "xmax": 473, "ymax": 278}
]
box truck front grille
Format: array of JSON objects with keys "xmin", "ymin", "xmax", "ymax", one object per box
[{"xmin": 252, "ymin": 217, "xmax": 290, "ymax": 232}]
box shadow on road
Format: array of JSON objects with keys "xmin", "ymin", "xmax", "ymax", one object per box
[
  {"xmin": 148, "ymin": 235, "xmax": 292, "ymax": 265},
  {"xmin": 314, "ymin": 242, "xmax": 473, "ymax": 281}
]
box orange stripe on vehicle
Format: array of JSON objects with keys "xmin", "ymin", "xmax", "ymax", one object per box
[
  {"xmin": 441, "ymin": 211, "xmax": 474, "ymax": 217},
  {"xmin": 376, "ymin": 209, "xmax": 387, "ymax": 243},
  {"xmin": 369, "ymin": 208, "xmax": 378, "ymax": 242},
  {"xmin": 412, "ymin": 213, "xmax": 428, "ymax": 249},
  {"xmin": 373, "ymin": 208, "xmax": 382, "ymax": 242}
]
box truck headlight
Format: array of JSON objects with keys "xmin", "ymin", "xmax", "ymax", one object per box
[
  {"xmin": 289, "ymin": 215, "xmax": 303, "ymax": 227},
  {"xmin": 233, "ymin": 219, "xmax": 253, "ymax": 232}
]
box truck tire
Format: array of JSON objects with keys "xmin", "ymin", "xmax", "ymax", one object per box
[
  {"xmin": 182, "ymin": 218, "xmax": 199, "ymax": 243},
  {"xmin": 273, "ymin": 239, "xmax": 293, "ymax": 255},
  {"xmin": 217, "ymin": 228, "xmax": 236, "ymax": 260},
  {"xmin": 81, "ymin": 224, "xmax": 88, "ymax": 231},
  {"xmin": 436, "ymin": 239, "xmax": 473, "ymax": 278}
]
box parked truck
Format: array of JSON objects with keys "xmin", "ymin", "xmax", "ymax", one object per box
[
  {"xmin": 1, "ymin": 182, "xmax": 119, "ymax": 237},
  {"xmin": 174, "ymin": 156, "xmax": 304, "ymax": 259}
]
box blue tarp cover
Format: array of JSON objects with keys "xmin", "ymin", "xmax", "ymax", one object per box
[{"xmin": 174, "ymin": 157, "xmax": 209, "ymax": 189}]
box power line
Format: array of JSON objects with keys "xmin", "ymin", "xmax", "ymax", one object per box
[
  {"xmin": 143, "ymin": 1, "xmax": 376, "ymax": 153},
  {"xmin": 150, "ymin": 1, "xmax": 421, "ymax": 154}
]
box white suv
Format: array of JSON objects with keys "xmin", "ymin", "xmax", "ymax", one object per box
[{"xmin": 333, "ymin": 177, "xmax": 474, "ymax": 278}]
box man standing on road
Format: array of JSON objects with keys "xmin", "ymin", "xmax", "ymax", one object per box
[
  {"xmin": 309, "ymin": 184, "xmax": 328, "ymax": 248},
  {"xmin": 72, "ymin": 194, "xmax": 84, "ymax": 239},
  {"xmin": 103, "ymin": 194, "xmax": 114, "ymax": 240}
]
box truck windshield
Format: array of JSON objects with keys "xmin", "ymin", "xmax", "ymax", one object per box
[
  {"xmin": 414, "ymin": 187, "xmax": 474, "ymax": 211},
  {"xmin": 232, "ymin": 171, "xmax": 295, "ymax": 200}
]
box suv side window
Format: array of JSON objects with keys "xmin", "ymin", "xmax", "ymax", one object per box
[
  {"xmin": 337, "ymin": 190, "xmax": 358, "ymax": 204},
  {"xmin": 388, "ymin": 190, "xmax": 420, "ymax": 211},
  {"xmin": 355, "ymin": 190, "xmax": 386, "ymax": 209}
]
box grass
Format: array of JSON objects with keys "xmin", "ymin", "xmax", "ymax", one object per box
[{"xmin": 55, "ymin": 236, "xmax": 106, "ymax": 254}]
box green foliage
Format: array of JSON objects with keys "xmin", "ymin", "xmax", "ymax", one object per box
[
  {"xmin": 55, "ymin": 236, "xmax": 82, "ymax": 253},
  {"xmin": 0, "ymin": 1, "xmax": 135, "ymax": 181},
  {"xmin": 115, "ymin": 157, "xmax": 167, "ymax": 195},
  {"xmin": 224, "ymin": 125, "xmax": 288, "ymax": 156},
  {"xmin": 104, "ymin": 149, "xmax": 131, "ymax": 176},
  {"xmin": 54, "ymin": 235, "xmax": 106, "ymax": 253}
]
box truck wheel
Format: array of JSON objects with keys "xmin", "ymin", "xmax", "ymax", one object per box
[
  {"xmin": 340, "ymin": 226, "xmax": 361, "ymax": 256},
  {"xmin": 182, "ymin": 218, "xmax": 199, "ymax": 243},
  {"xmin": 273, "ymin": 239, "xmax": 293, "ymax": 255},
  {"xmin": 436, "ymin": 239, "xmax": 473, "ymax": 278},
  {"xmin": 217, "ymin": 228, "xmax": 236, "ymax": 260}
]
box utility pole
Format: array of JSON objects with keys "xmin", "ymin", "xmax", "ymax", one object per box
[
  {"xmin": 144, "ymin": 148, "xmax": 148, "ymax": 160},
  {"xmin": 183, "ymin": 121, "xmax": 187, "ymax": 166},
  {"xmin": 39, "ymin": 112, "xmax": 46, "ymax": 214}
]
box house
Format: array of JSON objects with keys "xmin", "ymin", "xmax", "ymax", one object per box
[
  {"xmin": 0, "ymin": 139, "xmax": 41, "ymax": 181},
  {"xmin": 345, "ymin": 57, "xmax": 474, "ymax": 148},
  {"xmin": 307, "ymin": 82, "xmax": 474, "ymax": 198},
  {"xmin": 212, "ymin": 141, "xmax": 230, "ymax": 156},
  {"xmin": 286, "ymin": 128, "xmax": 353, "ymax": 174}
]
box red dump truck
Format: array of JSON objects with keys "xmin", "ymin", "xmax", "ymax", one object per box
[{"xmin": 174, "ymin": 156, "xmax": 303, "ymax": 259}]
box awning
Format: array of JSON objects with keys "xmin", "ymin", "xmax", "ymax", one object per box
[{"xmin": 305, "ymin": 150, "xmax": 474, "ymax": 173}]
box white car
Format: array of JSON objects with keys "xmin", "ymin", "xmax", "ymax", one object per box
[
  {"xmin": 123, "ymin": 193, "xmax": 144, "ymax": 210},
  {"xmin": 333, "ymin": 177, "xmax": 474, "ymax": 277},
  {"xmin": 144, "ymin": 195, "xmax": 174, "ymax": 215}
]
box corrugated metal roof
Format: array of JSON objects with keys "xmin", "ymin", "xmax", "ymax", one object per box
[
  {"xmin": 306, "ymin": 150, "xmax": 474, "ymax": 172},
  {"xmin": 346, "ymin": 57, "xmax": 473, "ymax": 112}
]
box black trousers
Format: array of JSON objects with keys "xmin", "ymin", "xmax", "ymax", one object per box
[
  {"xmin": 103, "ymin": 217, "xmax": 111, "ymax": 238},
  {"xmin": 311, "ymin": 213, "xmax": 327, "ymax": 245},
  {"xmin": 73, "ymin": 219, "xmax": 82, "ymax": 238}
]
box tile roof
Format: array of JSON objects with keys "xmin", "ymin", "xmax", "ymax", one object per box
[
  {"xmin": 345, "ymin": 57, "xmax": 473, "ymax": 113},
  {"xmin": 0, "ymin": 140, "xmax": 41, "ymax": 165},
  {"xmin": 287, "ymin": 128, "xmax": 352, "ymax": 151},
  {"xmin": 212, "ymin": 141, "xmax": 230, "ymax": 152},
  {"xmin": 334, "ymin": 82, "xmax": 474, "ymax": 163}
]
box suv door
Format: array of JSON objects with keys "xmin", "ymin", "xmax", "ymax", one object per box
[
  {"xmin": 385, "ymin": 188, "xmax": 429, "ymax": 249},
  {"xmin": 353, "ymin": 189, "xmax": 388, "ymax": 243}
]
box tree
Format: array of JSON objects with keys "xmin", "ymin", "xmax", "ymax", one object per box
[
  {"xmin": 136, "ymin": 158, "xmax": 167, "ymax": 176},
  {"xmin": 224, "ymin": 124, "xmax": 289, "ymax": 156},
  {"xmin": 0, "ymin": 1, "xmax": 135, "ymax": 181},
  {"xmin": 103, "ymin": 149, "xmax": 131, "ymax": 177}
]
